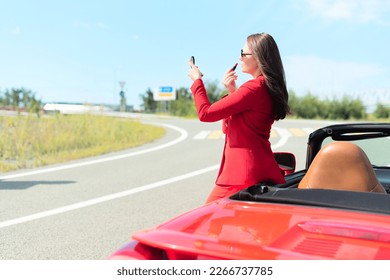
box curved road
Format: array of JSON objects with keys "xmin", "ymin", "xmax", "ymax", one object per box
[{"xmin": 0, "ymin": 114, "xmax": 334, "ymax": 259}]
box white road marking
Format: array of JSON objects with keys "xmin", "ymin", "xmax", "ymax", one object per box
[
  {"xmin": 272, "ymin": 126, "xmax": 291, "ymax": 149},
  {"xmin": 0, "ymin": 124, "xmax": 289, "ymax": 229},
  {"xmin": 0, "ymin": 164, "xmax": 220, "ymax": 229},
  {"xmin": 193, "ymin": 130, "xmax": 211, "ymax": 139},
  {"xmin": 0, "ymin": 122, "xmax": 188, "ymax": 180}
]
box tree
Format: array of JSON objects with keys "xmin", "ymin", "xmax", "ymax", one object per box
[
  {"xmin": 170, "ymin": 87, "xmax": 196, "ymax": 117},
  {"xmin": 333, "ymin": 96, "xmax": 366, "ymax": 120},
  {"xmin": 324, "ymin": 99, "xmax": 340, "ymax": 120},
  {"xmin": 348, "ymin": 98, "xmax": 366, "ymax": 119},
  {"xmin": 140, "ymin": 88, "xmax": 157, "ymax": 113},
  {"xmin": 205, "ymin": 79, "xmax": 225, "ymax": 103},
  {"xmin": 287, "ymin": 89, "xmax": 299, "ymax": 116},
  {"xmin": 374, "ymin": 103, "xmax": 390, "ymax": 119},
  {"xmin": 0, "ymin": 87, "xmax": 42, "ymax": 116},
  {"xmin": 296, "ymin": 93, "xmax": 321, "ymax": 119}
]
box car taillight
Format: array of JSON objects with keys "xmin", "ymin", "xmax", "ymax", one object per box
[
  {"xmin": 108, "ymin": 240, "xmax": 167, "ymax": 260},
  {"xmin": 298, "ymin": 221, "xmax": 390, "ymax": 243}
]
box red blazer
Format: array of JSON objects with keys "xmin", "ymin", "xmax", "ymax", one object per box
[{"xmin": 191, "ymin": 76, "xmax": 285, "ymax": 186}]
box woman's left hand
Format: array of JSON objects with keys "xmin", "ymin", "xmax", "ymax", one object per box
[{"xmin": 222, "ymin": 67, "xmax": 238, "ymax": 93}]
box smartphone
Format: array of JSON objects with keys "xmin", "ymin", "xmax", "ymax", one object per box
[
  {"xmin": 189, "ymin": 56, "xmax": 195, "ymax": 67},
  {"xmin": 231, "ymin": 63, "xmax": 238, "ymax": 71},
  {"xmin": 189, "ymin": 55, "xmax": 203, "ymax": 76}
]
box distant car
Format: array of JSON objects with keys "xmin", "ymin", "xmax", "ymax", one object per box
[{"xmin": 109, "ymin": 123, "xmax": 390, "ymax": 260}]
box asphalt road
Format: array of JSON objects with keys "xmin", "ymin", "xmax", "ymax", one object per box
[{"xmin": 0, "ymin": 114, "xmax": 334, "ymax": 259}]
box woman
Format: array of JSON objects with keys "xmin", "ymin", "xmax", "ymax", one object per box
[{"xmin": 188, "ymin": 33, "xmax": 290, "ymax": 203}]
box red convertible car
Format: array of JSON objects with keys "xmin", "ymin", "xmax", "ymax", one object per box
[{"xmin": 109, "ymin": 123, "xmax": 390, "ymax": 260}]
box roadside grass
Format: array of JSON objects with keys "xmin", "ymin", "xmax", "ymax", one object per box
[{"xmin": 0, "ymin": 114, "xmax": 165, "ymax": 173}]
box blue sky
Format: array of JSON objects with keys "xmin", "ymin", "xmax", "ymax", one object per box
[{"xmin": 1, "ymin": 0, "xmax": 389, "ymax": 109}]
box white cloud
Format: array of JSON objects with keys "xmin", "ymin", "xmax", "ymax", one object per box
[
  {"xmin": 284, "ymin": 55, "xmax": 383, "ymax": 95},
  {"xmin": 304, "ymin": 0, "xmax": 390, "ymax": 24}
]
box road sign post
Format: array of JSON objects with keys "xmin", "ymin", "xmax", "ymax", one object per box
[{"xmin": 119, "ymin": 81, "xmax": 126, "ymax": 112}]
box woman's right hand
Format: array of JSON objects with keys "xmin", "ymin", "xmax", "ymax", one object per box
[
  {"xmin": 188, "ymin": 59, "xmax": 203, "ymax": 81},
  {"xmin": 222, "ymin": 67, "xmax": 238, "ymax": 93}
]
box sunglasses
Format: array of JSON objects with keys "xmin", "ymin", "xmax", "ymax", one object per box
[{"xmin": 241, "ymin": 49, "xmax": 253, "ymax": 58}]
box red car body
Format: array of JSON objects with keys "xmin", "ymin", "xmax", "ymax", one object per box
[{"xmin": 109, "ymin": 123, "xmax": 390, "ymax": 260}]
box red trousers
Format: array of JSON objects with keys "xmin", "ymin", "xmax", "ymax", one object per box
[{"xmin": 205, "ymin": 185, "xmax": 246, "ymax": 204}]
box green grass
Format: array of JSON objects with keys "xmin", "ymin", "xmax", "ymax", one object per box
[{"xmin": 0, "ymin": 114, "xmax": 165, "ymax": 172}]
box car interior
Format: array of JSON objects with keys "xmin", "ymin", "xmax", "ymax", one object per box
[
  {"xmin": 232, "ymin": 123, "xmax": 390, "ymax": 214},
  {"xmin": 297, "ymin": 141, "xmax": 386, "ymax": 193}
]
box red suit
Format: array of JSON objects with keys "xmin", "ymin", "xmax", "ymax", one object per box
[{"xmin": 190, "ymin": 76, "xmax": 285, "ymax": 202}]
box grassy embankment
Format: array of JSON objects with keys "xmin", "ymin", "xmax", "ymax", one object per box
[{"xmin": 0, "ymin": 114, "xmax": 165, "ymax": 173}]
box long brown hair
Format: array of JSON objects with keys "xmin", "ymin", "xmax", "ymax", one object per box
[{"xmin": 247, "ymin": 33, "xmax": 290, "ymax": 120}]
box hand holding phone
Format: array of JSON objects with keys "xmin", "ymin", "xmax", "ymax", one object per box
[
  {"xmin": 188, "ymin": 55, "xmax": 203, "ymax": 78},
  {"xmin": 189, "ymin": 56, "xmax": 195, "ymax": 68}
]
